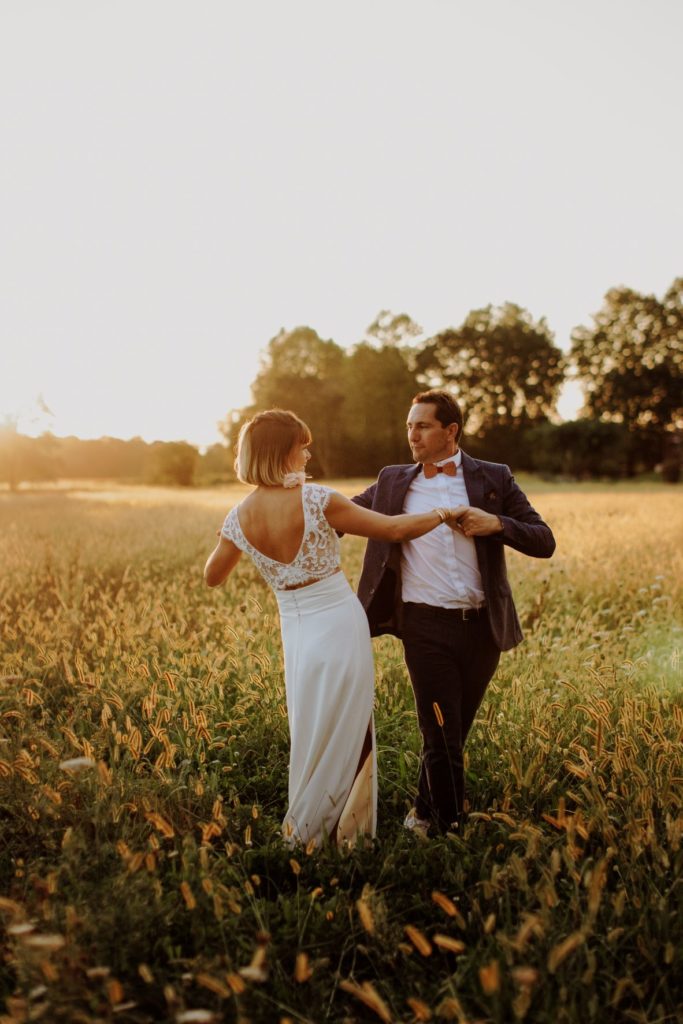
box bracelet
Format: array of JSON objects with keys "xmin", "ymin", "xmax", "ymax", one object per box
[{"xmin": 435, "ymin": 507, "xmax": 449, "ymax": 523}]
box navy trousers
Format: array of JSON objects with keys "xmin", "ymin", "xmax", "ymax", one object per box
[{"xmin": 401, "ymin": 603, "xmax": 500, "ymax": 832}]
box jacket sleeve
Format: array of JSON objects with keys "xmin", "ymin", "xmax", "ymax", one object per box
[
  {"xmin": 497, "ymin": 468, "xmax": 555, "ymax": 558},
  {"xmin": 351, "ymin": 481, "xmax": 378, "ymax": 510},
  {"xmin": 333, "ymin": 480, "xmax": 379, "ymax": 538}
]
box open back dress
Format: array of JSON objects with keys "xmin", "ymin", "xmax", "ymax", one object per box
[{"xmin": 221, "ymin": 483, "xmax": 376, "ymax": 847}]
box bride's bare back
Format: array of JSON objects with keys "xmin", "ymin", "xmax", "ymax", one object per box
[{"xmin": 236, "ymin": 487, "xmax": 306, "ymax": 565}]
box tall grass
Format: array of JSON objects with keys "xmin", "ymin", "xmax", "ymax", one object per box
[{"xmin": 0, "ymin": 485, "xmax": 681, "ymax": 1023}]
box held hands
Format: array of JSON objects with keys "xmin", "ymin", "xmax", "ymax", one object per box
[{"xmin": 444, "ymin": 505, "xmax": 504, "ymax": 537}]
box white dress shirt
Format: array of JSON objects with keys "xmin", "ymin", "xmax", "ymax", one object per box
[{"xmin": 401, "ymin": 450, "xmax": 486, "ymax": 609}]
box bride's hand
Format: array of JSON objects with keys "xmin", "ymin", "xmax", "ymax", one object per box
[
  {"xmin": 447, "ymin": 506, "xmax": 504, "ymax": 537},
  {"xmin": 444, "ymin": 506, "xmax": 469, "ymax": 532}
]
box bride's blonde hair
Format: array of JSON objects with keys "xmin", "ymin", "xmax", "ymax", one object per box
[{"xmin": 235, "ymin": 409, "xmax": 312, "ymax": 486}]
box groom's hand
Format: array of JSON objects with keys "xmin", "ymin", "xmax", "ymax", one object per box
[{"xmin": 451, "ymin": 507, "xmax": 503, "ymax": 537}]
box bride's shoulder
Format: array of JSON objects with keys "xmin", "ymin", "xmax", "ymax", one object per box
[
  {"xmin": 303, "ymin": 482, "xmax": 335, "ymax": 509},
  {"xmin": 221, "ymin": 503, "xmax": 242, "ymax": 543},
  {"xmin": 226, "ymin": 499, "xmax": 246, "ymax": 517},
  {"xmin": 223, "ymin": 502, "xmax": 240, "ymax": 521}
]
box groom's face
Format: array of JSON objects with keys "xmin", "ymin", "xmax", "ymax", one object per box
[{"xmin": 406, "ymin": 403, "xmax": 458, "ymax": 464}]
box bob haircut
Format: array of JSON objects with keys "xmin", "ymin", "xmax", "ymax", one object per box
[
  {"xmin": 235, "ymin": 409, "xmax": 312, "ymax": 486},
  {"xmin": 412, "ymin": 389, "xmax": 464, "ymax": 443}
]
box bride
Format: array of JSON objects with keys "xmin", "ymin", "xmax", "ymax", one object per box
[{"xmin": 204, "ymin": 409, "xmax": 464, "ymax": 848}]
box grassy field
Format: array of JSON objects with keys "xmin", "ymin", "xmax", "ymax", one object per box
[{"xmin": 0, "ymin": 481, "xmax": 681, "ymax": 1024}]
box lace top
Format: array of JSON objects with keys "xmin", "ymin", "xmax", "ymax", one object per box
[{"xmin": 221, "ymin": 484, "xmax": 341, "ymax": 590}]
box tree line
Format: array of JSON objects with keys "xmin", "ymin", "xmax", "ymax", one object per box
[
  {"xmin": 0, "ymin": 432, "xmax": 233, "ymax": 491},
  {"xmin": 2, "ymin": 279, "xmax": 681, "ymax": 488},
  {"xmin": 224, "ymin": 279, "xmax": 682, "ymax": 481}
]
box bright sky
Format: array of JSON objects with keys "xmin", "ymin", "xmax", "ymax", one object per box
[{"xmin": 1, "ymin": 0, "xmax": 681, "ymax": 447}]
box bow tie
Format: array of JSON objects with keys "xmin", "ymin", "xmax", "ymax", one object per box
[{"xmin": 423, "ymin": 461, "xmax": 457, "ymax": 479}]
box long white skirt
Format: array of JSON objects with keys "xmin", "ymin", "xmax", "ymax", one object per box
[{"xmin": 275, "ymin": 571, "xmax": 377, "ymax": 848}]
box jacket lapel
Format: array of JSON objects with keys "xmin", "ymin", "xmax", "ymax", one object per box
[
  {"xmin": 461, "ymin": 450, "xmax": 484, "ymax": 507},
  {"xmin": 461, "ymin": 451, "xmax": 488, "ymax": 570},
  {"xmin": 390, "ymin": 464, "xmax": 420, "ymax": 514}
]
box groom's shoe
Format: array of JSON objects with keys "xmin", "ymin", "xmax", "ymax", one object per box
[{"xmin": 403, "ymin": 808, "xmax": 431, "ymax": 839}]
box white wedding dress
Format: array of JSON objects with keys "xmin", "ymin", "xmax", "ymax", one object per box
[{"xmin": 221, "ymin": 484, "xmax": 377, "ymax": 848}]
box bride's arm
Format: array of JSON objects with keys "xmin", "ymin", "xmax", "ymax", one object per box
[
  {"xmin": 204, "ymin": 536, "xmax": 242, "ymax": 587},
  {"xmin": 324, "ymin": 491, "xmax": 466, "ymax": 542}
]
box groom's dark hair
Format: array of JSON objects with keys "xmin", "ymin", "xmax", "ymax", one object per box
[{"xmin": 412, "ymin": 389, "xmax": 463, "ymax": 441}]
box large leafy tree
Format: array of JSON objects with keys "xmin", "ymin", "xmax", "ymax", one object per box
[
  {"xmin": 340, "ymin": 342, "xmax": 419, "ymax": 474},
  {"xmin": 570, "ymin": 279, "xmax": 683, "ymax": 465},
  {"xmin": 223, "ymin": 327, "xmax": 346, "ymax": 477},
  {"xmin": 0, "ymin": 419, "xmax": 26, "ymax": 490},
  {"xmin": 415, "ymin": 302, "xmax": 565, "ymax": 438},
  {"xmin": 364, "ymin": 310, "xmax": 424, "ymax": 349},
  {"xmin": 150, "ymin": 441, "xmax": 198, "ymax": 486},
  {"xmin": 0, "ymin": 421, "xmax": 58, "ymax": 488}
]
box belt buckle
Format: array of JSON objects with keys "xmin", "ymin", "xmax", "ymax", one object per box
[{"xmin": 461, "ymin": 607, "xmax": 470, "ymax": 622}]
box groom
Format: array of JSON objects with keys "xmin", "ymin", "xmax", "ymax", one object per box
[{"xmin": 352, "ymin": 389, "xmax": 555, "ymax": 835}]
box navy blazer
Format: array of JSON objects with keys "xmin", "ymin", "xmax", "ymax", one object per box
[{"xmin": 352, "ymin": 451, "xmax": 556, "ymax": 651}]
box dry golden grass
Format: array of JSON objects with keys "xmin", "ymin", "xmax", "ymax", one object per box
[{"xmin": 0, "ymin": 480, "xmax": 681, "ymax": 1023}]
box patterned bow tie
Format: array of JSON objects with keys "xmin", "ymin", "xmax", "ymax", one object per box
[{"xmin": 423, "ymin": 461, "xmax": 457, "ymax": 479}]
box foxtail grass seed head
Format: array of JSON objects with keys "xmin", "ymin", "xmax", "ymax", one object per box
[
  {"xmin": 406, "ymin": 996, "xmax": 432, "ymax": 1021},
  {"xmin": 512, "ymin": 966, "xmax": 540, "ymax": 988},
  {"xmin": 23, "ymin": 934, "xmax": 65, "ymax": 951},
  {"xmin": 479, "ymin": 960, "xmax": 500, "ymax": 995},
  {"xmin": 106, "ymin": 979, "xmax": 125, "ymax": 1005},
  {"xmin": 404, "ymin": 925, "xmax": 432, "ymax": 956},
  {"xmin": 59, "ymin": 757, "xmax": 96, "ymax": 772},
  {"xmin": 339, "ymin": 980, "xmax": 392, "ymax": 1022},
  {"xmin": 226, "ymin": 973, "xmax": 246, "ymax": 994},
  {"xmin": 294, "ymin": 952, "xmax": 312, "ymax": 983},
  {"xmin": 548, "ymin": 931, "xmax": 585, "ymax": 973},
  {"xmin": 356, "ymin": 896, "xmax": 375, "ymax": 934},
  {"xmin": 433, "ymin": 934, "xmax": 466, "ymax": 954},
  {"xmin": 431, "ymin": 891, "xmax": 457, "ymax": 916},
  {"xmin": 8, "ymin": 923, "xmax": 36, "ymax": 937},
  {"xmin": 175, "ymin": 1012, "xmax": 217, "ymax": 1023},
  {"xmin": 197, "ymin": 973, "xmax": 231, "ymax": 998},
  {"xmin": 180, "ymin": 882, "xmax": 196, "ymax": 910}
]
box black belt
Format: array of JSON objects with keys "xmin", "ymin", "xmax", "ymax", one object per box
[{"xmin": 403, "ymin": 602, "xmax": 487, "ymax": 622}]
